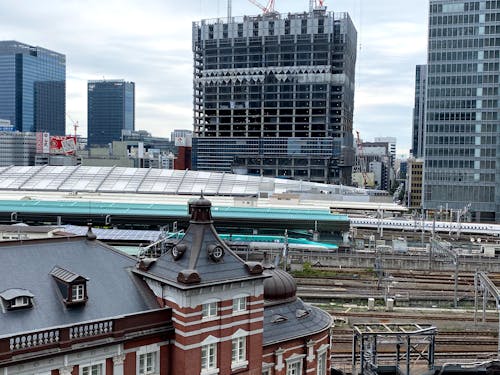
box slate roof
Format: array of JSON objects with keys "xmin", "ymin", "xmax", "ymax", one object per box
[
  {"xmin": 136, "ymin": 196, "xmax": 267, "ymax": 289},
  {"xmin": 50, "ymin": 266, "xmax": 87, "ymax": 283},
  {"xmin": 0, "ymin": 288, "xmax": 34, "ymax": 300},
  {"xmin": 0, "ymin": 237, "xmax": 159, "ymax": 338},
  {"xmin": 262, "ymin": 298, "xmax": 332, "ymax": 346},
  {"xmin": 0, "ymin": 224, "xmax": 62, "ymax": 233}
]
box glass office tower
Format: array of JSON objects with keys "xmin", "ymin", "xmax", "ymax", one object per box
[
  {"xmin": 426, "ymin": 0, "xmax": 499, "ymax": 221},
  {"xmin": 87, "ymin": 80, "xmax": 135, "ymax": 147},
  {"xmin": 412, "ymin": 64, "xmax": 427, "ymax": 158},
  {"xmin": 0, "ymin": 41, "xmax": 66, "ymax": 134},
  {"xmin": 192, "ymin": 7, "xmax": 357, "ymax": 184}
]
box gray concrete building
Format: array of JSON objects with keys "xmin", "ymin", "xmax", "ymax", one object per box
[
  {"xmin": 192, "ymin": 5, "xmax": 357, "ymax": 184},
  {"xmin": 0, "ymin": 132, "xmax": 36, "ymax": 166},
  {"xmin": 425, "ymin": 0, "xmax": 499, "ymax": 222}
]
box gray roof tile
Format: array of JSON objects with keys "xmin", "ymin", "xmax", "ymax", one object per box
[
  {"xmin": 140, "ymin": 197, "xmax": 266, "ymax": 288},
  {"xmin": 263, "ymin": 298, "xmax": 332, "ymax": 346},
  {"xmin": 0, "ymin": 237, "xmax": 159, "ymax": 338},
  {"xmin": 50, "ymin": 266, "xmax": 87, "ymax": 283},
  {"xmin": 0, "ymin": 288, "xmax": 34, "ymax": 301}
]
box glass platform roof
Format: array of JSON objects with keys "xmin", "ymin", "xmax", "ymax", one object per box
[{"xmin": 0, "ymin": 166, "xmax": 370, "ymax": 197}]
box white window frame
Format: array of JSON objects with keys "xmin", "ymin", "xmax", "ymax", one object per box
[
  {"xmin": 138, "ymin": 350, "xmax": 159, "ymax": 375},
  {"xmin": 317, "ymin": 350, "xmax": 327, "ymax": 375},
  {"xmin": 202, "ymin": 301, "xmax": 218, "ymax": 319},
  {"xmin": 201, "ymin": 343, "xmax": 218, "ymax": 373},
  {"xmin": 11, "ymin": 296, "xmax": 30, "ymax": 307},
  {"xmin": 286, "ymin": 360, "xmax": 302, "ymax": 375},
  {"xmin": 232, "ymin": 296, "xmax": 247, "ymax": 313},
  {"xmin": 231, "ymin": 336, "xmax": 247, "ymax": 369},
  {"xmin": 80, "ymin": 362, "xmax": 105, "ymax": 375},
  {"xmin": 72, "ymin": 284, "xmax": 85, "ymax": 301}
]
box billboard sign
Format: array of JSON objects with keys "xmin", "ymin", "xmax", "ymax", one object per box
[
  {"xmin": 50, "ymin": 136, "xmax": 77, "ymax": 155},
  {"xmin": 36, "ymin": 132, "xmax": 51, "ymax": 154}
]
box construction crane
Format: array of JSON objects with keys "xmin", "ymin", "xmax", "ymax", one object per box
[
  {"xmin": 355, "ymin": 130, "xmax": 368, "ymax": 188},
  {"xmin": 66, "ymin": 113, "xmax": 79, "ymax": 138},
  {"xmin": 309, "ymin": 0, "xmax": 326, "ymax": 12},
  {"xmin": 247, "ymin": 0, "xmax": 276, "ymax": 15}
]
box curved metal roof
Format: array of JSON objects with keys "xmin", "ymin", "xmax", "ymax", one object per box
[{"xmin": 0, "ymin": 165, "xmax": 370, "ymax": 197}]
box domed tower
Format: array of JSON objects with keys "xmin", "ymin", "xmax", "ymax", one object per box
[
  {"xmin": 261, "ymin": 260, "xmax": 333, "ymax": 375},
  {"xmin": 134, "ymin": 195, "xmax": 268, "ymax": 375}
]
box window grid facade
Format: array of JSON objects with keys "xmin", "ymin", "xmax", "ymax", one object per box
[
  {"xmin": 192, "ymin": 10, "xmax": 357, "ymax": 184},
  {"xmin": 87, "ymin": 80, "xmax": 135, "ymax": 147},
  {"xmin": 425, "ymin": 0, "xmax": 500, "ymax": 221},
  {"xmin": 0, "ymin": 41, "xmax": 65, "ymax": 134},
  {"xmin": 412, "ymin": 64, "xmax": 427, "ymax": 158}
]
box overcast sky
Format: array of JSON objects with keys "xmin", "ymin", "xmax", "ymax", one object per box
[{"xmin": 0, "ymin": 0, "xmax": 429, "ymax": 155}]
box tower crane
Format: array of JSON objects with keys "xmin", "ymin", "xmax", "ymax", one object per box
[
  {"xmin": 309, "ymin": 0, "xmax": 326, "ymax": 12},
  {"xmin": 66, "ymin": 113, "xmax": 79, "ymax": 138},
  {"xmin": 247, "ymin": 0, "xmax": 276, "ymax": 15}
]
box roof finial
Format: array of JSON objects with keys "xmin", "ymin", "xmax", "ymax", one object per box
[
  {"xmin": 86, "ymin": 222, "xmax": 97, "ymax": 241},
  {"xmin": 200, "ymin": 190, "xmax": 204, "ymax": 198}
]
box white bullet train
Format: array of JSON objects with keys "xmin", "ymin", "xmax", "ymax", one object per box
[{"xmin": 349, "ymin": 217, "xmax": 500, "ymax": 236}]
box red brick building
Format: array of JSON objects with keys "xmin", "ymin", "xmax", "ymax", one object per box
[{"xmin": 0, "ymin": 197, "xmax": 332, "ymax": 375}]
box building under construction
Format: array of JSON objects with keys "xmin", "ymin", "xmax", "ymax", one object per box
[{"xmin": 192, "ymin": 1, "xmax": 357, "ymax": 184}]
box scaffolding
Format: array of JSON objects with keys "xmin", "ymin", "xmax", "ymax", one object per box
[{"xmin": 352, "ymin": 323, "xmax": 437, "ymax": 375}]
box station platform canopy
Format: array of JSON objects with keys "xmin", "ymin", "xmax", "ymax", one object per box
[{"xmin": 0, "ymin": 165, "xmax": 377, "ymax": 197}]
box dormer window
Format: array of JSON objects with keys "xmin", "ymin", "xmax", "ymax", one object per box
[
  {"xmin": 50, "ymin": 266, "xmax": 89, "ymax": 306},
  {"xmin": 71, "ymin": 284, "xmax": 85, "ymax": 302},
  {"xmin": 0, "ymin": 289, "xmax": 34, "ymax": 310},
  {"xmin": 11, "ymin": 296, "xmax": 30, "ymax": 308}
]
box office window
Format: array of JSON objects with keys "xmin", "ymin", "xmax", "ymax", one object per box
[
  {"xmin": 233, "ymin": 296, "xmax": 247, "ymax": 312},
  {"xmin": 231, "ymin": 337, "xmax": 246, "ymax": 365},
  {"xmin": 81, "ymin": 364, "xmax": 103, "ymax": 375},
  {"xmin": 139, "ymin": 351, "xmax": 158, "ymax": 374},
  {"xmin": 202, "ymin": 301, "xmax": 218, "ymax": 318},
  {"xmin": 201, "ymin": 343, "xmax": 217, "ymax": 371},
  {"xmin": 287, "ymin": 360, "xmax": 302, "ymax": 375},
  {"xmin": 317, "ymin": 351, "xmax": 327, "ymax": 375}
]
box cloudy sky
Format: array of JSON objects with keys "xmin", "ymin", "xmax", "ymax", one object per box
[{"xmin": 0, "ymin": 0, "xmax": 429, "ymax": 155}]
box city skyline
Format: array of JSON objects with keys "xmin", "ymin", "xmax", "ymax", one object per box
[{"xmin": 0, "ymin": 0, "xmax": 429, "ymax": 155}]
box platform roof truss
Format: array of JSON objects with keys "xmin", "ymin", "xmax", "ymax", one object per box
[{"xmin": 352, "ymin": 323, "xmax": 437, "ymax": 375}]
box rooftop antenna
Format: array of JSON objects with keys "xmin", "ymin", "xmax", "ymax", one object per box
[{"xmin": 227, "ymin": 0, "xmax": 232, "ymax": 20}]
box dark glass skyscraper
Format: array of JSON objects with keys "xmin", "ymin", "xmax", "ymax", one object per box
[
  {"xmin": 87, "ymin": 80, "xmax": 135, "ymax": 147},
  {"xmin": 412, "ymin": 64, "xmax": 426, "ymax": 158},
  {"xmin": 192, "ymin": 6, "xmax": 357, "ymax": 184},
  {"xmin": 0, "ymin": 41, "xmax": 66, "ymax": 134}
]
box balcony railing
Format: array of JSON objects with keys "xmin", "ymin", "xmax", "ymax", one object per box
[{"xmin": 0, "ymin": 308, "xmax": 171, "ymax": 363}]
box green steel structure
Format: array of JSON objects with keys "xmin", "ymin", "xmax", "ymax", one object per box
[{"xmin": 0, "ymin": 199, "xmax": 349, "ymax": 235}]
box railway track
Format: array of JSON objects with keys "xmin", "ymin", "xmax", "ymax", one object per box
[{"xmin": 294, "ymin": 270, "xmax": 500, "ymax": 306}]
